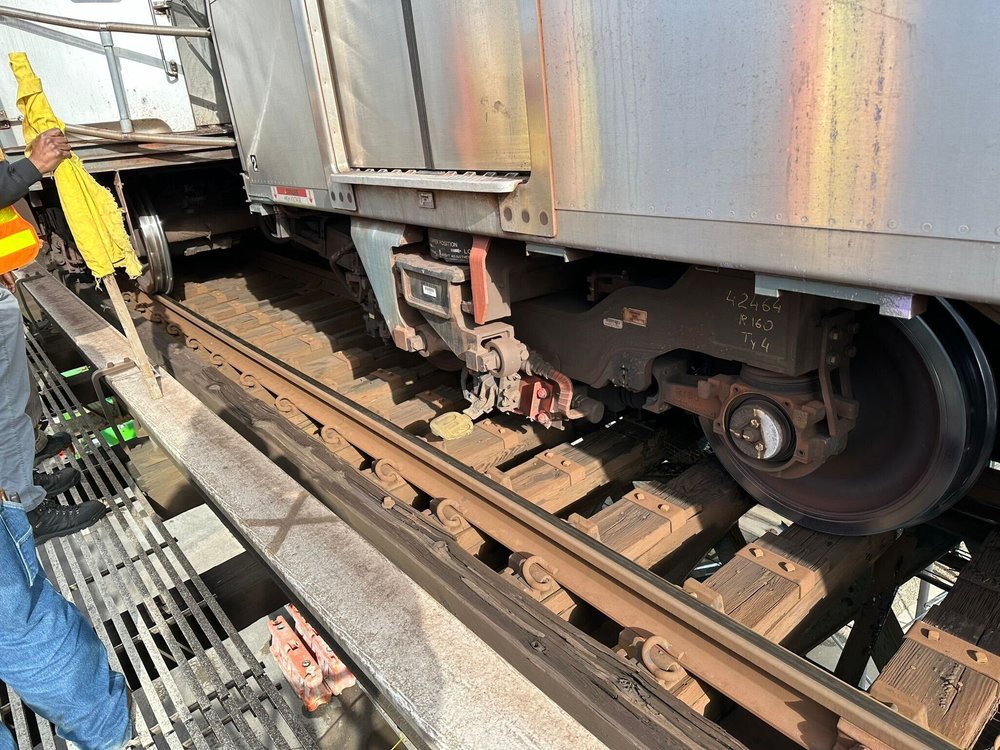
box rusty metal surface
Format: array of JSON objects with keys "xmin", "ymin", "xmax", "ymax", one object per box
[
  {"xmin": 511, "ymin": 268, "xmax": 832, "ymax": 387},
  {"xmin": 268, "ymin": 615, "xmax": 333, "ymax": 713},
  {"xmin": 286, "ymin": 605, "xmax": 356, "ymax": 696},
  {"xmin": 122, "ymin": 275, "xmax": 958, "ymax": 749}
]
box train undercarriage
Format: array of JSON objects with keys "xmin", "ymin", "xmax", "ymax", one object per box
[{"xmin": 70, "ymin": 188, "xmax": 997, "ymax": 537}]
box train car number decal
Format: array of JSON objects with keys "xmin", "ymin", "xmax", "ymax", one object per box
[{"xmin": 271, "ymin": 186, "xmax": 316, "ymax": 207}]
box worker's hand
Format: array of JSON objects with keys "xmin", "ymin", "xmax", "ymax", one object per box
[
  {"xmin": 27, "ymin": 128, "xmax": 71, "ymax": 175},
  {"xmin": 1, "ymin": 272, "xmax": 15, "ymax": 293}
]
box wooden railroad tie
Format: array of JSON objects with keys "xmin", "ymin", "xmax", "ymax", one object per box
[
  {"xmin": 448, "ymin": 422, "xmax": 674, "ymax": 553},
  {"xmin": 504, "ymin": 462, "xmax": 749, "ymax": 622},
  {"xmin": 866, "ymin": 528, "xmax": 1000, "ymax": 749},
  {"xmin": 667, "ymin": 525, "xmax": 893, "ymax": 716}
]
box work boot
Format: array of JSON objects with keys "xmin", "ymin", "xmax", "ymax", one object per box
[
  {"xmin": 33, "ymin": 466, "xmax": 81, "ymax": 498},
  {"xmin": 34, "ymin": 431, "xmax": 73, "ymax": 464},
  {"xmin": 27, "ymin": 498, "xmax": 108, "ymax": 545}
]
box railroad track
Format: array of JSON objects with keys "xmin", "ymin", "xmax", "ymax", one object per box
[{"xmin": 125, "ymin": 251, "xmax": 1000, "ymax": 750}]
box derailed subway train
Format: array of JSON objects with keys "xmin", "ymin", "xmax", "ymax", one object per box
[{"xmin": 5, "ymin": 1, "xmax": 1000, "ymax": 535}]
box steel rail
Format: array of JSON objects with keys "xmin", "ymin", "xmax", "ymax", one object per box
[{"xmin": 140, "ymin": 290, "xmax": 956, "ymax": 750}]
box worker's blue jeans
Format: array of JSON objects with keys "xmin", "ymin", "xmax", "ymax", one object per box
[{"xmin": 0, "ymin": 287, "xmax": 130, "ymax": 749}]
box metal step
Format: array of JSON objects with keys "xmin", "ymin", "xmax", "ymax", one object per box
[{"xmin": 1, "ymin": 327, "xmax": 317, "ymax": 750}]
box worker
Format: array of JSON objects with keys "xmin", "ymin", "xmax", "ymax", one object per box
[
  {"xmin": 0, "ymin": 133, "xmax": 103, "ymax": 541},
  {"xmin": 0, "ymin": 128, "xmax": 131, "ymax": 749}
]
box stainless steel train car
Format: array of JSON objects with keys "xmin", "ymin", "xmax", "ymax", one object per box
[{"xmin": 9, "ymin": 1, "xmax": 1000, "ymax": 535}]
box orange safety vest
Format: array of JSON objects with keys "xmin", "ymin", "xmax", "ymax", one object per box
[{"xmin": 0, "ymin": 203, "xmax": 41, "ymax": 275}]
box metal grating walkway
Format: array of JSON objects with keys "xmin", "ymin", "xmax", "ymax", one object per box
[{"xmin": 0, "ymin": 325, "xmax": 317, "ymax": 750}]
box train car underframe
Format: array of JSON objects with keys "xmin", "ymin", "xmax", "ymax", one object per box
[
  {"xmin": 207, "ymin": 210, "xmax": 996, "ymax": 538},
  {"xmin": 32, "ymin": 134, "xmax": 994, "ymax": 540}
]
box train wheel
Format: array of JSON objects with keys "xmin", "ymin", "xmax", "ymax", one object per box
[
  {"xmin": 706, "ymin": 299, "xmax": 996, "ymax": 534},
  {"xmin": 130, "ymin": 187, "xmax": 173, "ymax": 295}
]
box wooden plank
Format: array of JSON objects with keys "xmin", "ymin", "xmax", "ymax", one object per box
[
  {"xmin": 869, "ymin": 529, "xmax": 1000, "ymax": 748},
  {"xmin": 431, "ymin": 416, "xmax": 572, "ymax": 473},
  {"xmin": 383, "ymin": 387, "xmax": 464, "ymax": 434},
  {"xmin": 104, "ymin": 273, "xmax": 161, "ymax": 399},
  {"xmin": 180, "ymin": 274, "xmax": 299, "ymax": 301},
  {"xmin": 267, "ymin": 324, "xmax": 369, "ymax": 364},
  {"xmin": 450, "ymin": 422, "xmax": 670, "ymax": 553},
  {"xmin": 339, "ymin": 364, "xmax": 451, "ymax": 412},
  {"xmin": 697, "ymin": 527, "xmax": 893, "ymax": 641},
  {"xmin": 595, "ymin": 463, "xmax": 749, "ymax": 577},
  {"xmin": 781, "ymin": 526, "xmax": 959, "ymax": 657},
  {"xmin": 501, "ymin": 422, "xmax": 670, "ymax": 513},
  {"xmin": 510, "ymin": 463, "xmax": 750, "ymax": 620},
  {"xmin": 835, "ymin": 594, "xmax": 901, "ymax": 686},
  {"xmin": 312, "ymin": 348, "xmax": 381, "ymax": 386},
  {"xmin": 145, "ymin": 324, "xmax": 745, "ymax": 750},
  {"xmin": 670, "ymin": 526, "xmax": 894, "ymax": 714}
]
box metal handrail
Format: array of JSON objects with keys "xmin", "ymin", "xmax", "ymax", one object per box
[
  {"xmin": 64, "ymin": 123, "xmax": 236, "ymax": 148},
  {"xmin": 0, "ymin": 4, "xmax": 214, "ymax": 137},
  {"xmin": 0, "ymin": 6, "xmax": 211, "ymax": 37}
]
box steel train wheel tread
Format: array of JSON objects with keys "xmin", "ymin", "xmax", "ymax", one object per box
[
  {"xmin": 131, "ymin": 187, "xmax": 174, "ymax": 295},
  {"xmin": 705, "ymin": 299, "xmax": 996, "ymax": 535}
]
